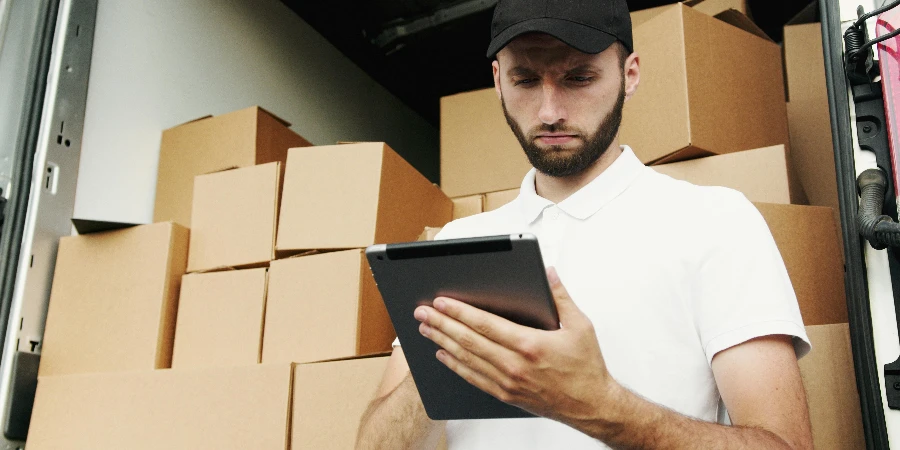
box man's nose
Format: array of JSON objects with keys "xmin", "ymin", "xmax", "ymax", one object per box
[{"xmin": 537, "ymin": 83, "xmax": 568, "ymax": 125}]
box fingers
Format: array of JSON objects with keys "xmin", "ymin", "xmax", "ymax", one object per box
[
  {"xmin": 434, "ymin": 349, "xmax": 515, "ymax": 405},
  {"xmin": 417, "ymin": 305, "xmax": 519, "ymax": 372},
  {"xmin": 419, "ymin": 321, "xmax": 511, "ymax": 387},
  {"xmin": 429, "ymin": 297, "xmax": 528, "ymax": 350}
]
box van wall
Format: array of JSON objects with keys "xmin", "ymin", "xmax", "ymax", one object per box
[{"xmin": 73, "ymin": 0, "xmax": 438, "ymax": 224}]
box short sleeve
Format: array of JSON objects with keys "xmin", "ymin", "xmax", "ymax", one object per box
[{"xmin": 691, "ymin": 192, "xmax": 811, "ymax": 364}]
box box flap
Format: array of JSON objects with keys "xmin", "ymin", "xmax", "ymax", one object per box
[
  {"xmin": 256, "ymin": 106, "xmax": 292, "ymax": 127},
  {"xmin": 713, "ymin": 9, "xmax": 771, "ymax": 41},
  {"xmin": 786, "ymin": 1, "xmax": 819, "ymax": 26},
  {"xmin": 71, "ymin": 218, "xmax": 141, "ymax": 235}
]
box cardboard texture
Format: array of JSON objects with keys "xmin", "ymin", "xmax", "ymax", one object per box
[
  {"xmin": 799, "ymin": 324, "xmax": 866, "ymax": 450},
  {"xmin": 154, "ymin": 106, "xmax": 311, "ymax": 227},
  {"xmin": 39, "ymin": 222, "xmax": 188, "ymax": 377},
  {"xmin": 452, "ymin": 194, "xmax": 484, "ymax": 219},
  {"xmin": 620, "ymin": 4, "xmax": 789, "ymax": 165},
  {"xmin": 172, "ymin": 268, "xmax": 268, "ymax": 369},
  {"xmin": 187, "ymin": 162, "xmax": 281, "ymax": 273},
  {"xmin": 440, "ymin": 88, "xmax": 532, "ymax": 197},
  {"xmin": 291, "ymin": 356, "xmax": 389, "ymax": 449},
  {"xmin": 755, "ymin": 203, "xmax": 847, "ymax": 326},
  {"xmin": 419, "ymin": 226, "xmax": 444, "ymax": 241},
  {"xmin": 685, "ymin": 0, "xmax": 748, "ymax": 17},
  {"xmin": 784, "ymin": 23, "xmax": 840, "ymax": 216},
  {"xmin": 262, "ymin": 249, "xmax": 395, "ymax": 364},
  {"xmin": 276, "ymin": 142, "xmax": 452, "ymax": 252},
  {"xmin": 484, "ymin": 188, "xmax": 520, "ymax": 212},
  {"xmin": 27, "ymin": 363, "xmax": 293, "ymax": 449},
  {"xmin": 653, "ymin": 145, "xmax": 808, "ymax": 204}
]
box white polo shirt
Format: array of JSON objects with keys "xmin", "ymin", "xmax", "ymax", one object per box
[{"xmin": 425, "ymin": 146, "xmax": 810, "ymax": 449}]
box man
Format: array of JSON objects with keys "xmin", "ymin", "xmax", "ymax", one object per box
[{"xmin": 357, "ymin": 0, "xmax": 814, "ymax": 448}]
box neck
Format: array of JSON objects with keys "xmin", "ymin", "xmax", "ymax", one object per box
[{"xmin": 534, "ymin": 140, "xmax": 624, "ymax": 204}]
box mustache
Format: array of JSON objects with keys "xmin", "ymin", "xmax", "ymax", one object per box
[{"xmin": 527, "ymin": 124, "xmax": 584, "ymax": 138}]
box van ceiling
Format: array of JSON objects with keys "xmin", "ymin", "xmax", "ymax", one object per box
[{"xmin": 281, "ymin": 0, "xmax": 814, "ymax": 126}]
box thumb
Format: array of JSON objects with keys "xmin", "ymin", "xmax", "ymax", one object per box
[{"xmin": 546, "ymin": 267, "xmax": 585, "ymax": 326}]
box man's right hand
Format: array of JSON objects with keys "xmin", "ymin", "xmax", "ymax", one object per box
[{"xmin": 356, "ymin": 346, "xmax": 446, "ymax": 450}]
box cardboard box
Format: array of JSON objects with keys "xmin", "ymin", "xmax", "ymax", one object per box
[
  {"xmin": 484, "ymin": 188, "xmax": 520, "ymax": 212},
  {"xmin": 440, "ymin": 89, "xmax": 532, "ymax": 197},
  {"xmin": 755, "ymin": 203, "xmax": 846, "ymax": 326},
  {"xmin": 292, "ymin": 355, "xmax": 389, "ymax": 449},
  {"xmin": 277, "ymin": 142, "xmax": 452, "ymax": 253},
  {"xmin": 620, "ymin": 4, "xmax": 789, "ymax": 164},
  {"xmin": 39, "ymin": 222, "xmax": 188, "ymax": 376},
  {"xmin": 187, "ymin": 162, "xmax": 280, "ymax": 272},
  {"xmin": 799, "ymin": 323, "xmax": 866, "ymax": 450},
  {"xmin": 684, "ymin": 0, "xmax": 748, "ymax": 17},
  {"xmin": 154, "ymin": 106, "xmax": 311, "ymax": 227},
  {"xmin": 262, "ymin": 249, "xmax": 394, "ymax": 364},
  {"xmin": 27, "ymin": 363, "xmax": 293, "ymax": 449},
  {"xmin": 653, "ymin": 145, "xmax": 807, "ymax": 204},
  {"xmin": 172, "ymin": 268, "xmax": 268, "ymax": 368},
  {"xmin": 419, "ymin": 226, "xmax": 444, "ymax": 241},
  {"xmin": 784, "ymin": 22, "xmax": 840, "ymax": 215},
  {"xmin": 452, "ymin": 194, "xmax": 484, "ymax": 219}
]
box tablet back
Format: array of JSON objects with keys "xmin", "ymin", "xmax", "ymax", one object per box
[{"xmin": 366, "ymin": 234, "xmax": 558, "ymax": 420}]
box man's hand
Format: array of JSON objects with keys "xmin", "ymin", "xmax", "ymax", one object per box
[{"xmin": 414, "ymin": 267, "xmax": 613, "ymax": 423}]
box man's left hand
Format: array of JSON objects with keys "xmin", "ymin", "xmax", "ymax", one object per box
[{"xmin": 414, "ymin": 267, "xmax": 616, "ymax": 423}]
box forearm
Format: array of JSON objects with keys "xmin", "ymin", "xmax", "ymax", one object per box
[
  {"xmin": 572, "ymin": 383, "xmax": 793, "ymax": 450},
  {"xmin": 357, "ymin": 374, "xmax": 445, "ymax": 450}
]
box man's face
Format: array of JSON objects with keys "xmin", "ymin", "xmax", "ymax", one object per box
[{"xmin": 494, "ymin": 34, "xmax": 627, "ymax": 178}]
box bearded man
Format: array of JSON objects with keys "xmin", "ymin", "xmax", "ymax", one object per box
[{"xmin": 357, "ymin": 1, "xmax": 814, "ymax": 448}]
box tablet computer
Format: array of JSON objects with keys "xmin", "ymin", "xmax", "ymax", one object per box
[{"xmin": 365, "ymin": 233, "xmax": 559, "ymax": 420}]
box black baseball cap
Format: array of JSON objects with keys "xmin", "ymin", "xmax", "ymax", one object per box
[{"xmin": 486, "ymin": 0, "xmax": 633, "ymax": 58}]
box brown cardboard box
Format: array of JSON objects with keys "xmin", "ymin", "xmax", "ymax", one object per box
[
  {"xmin": 187, "ymin": 162, "xmax": 280, "ymax": 273},
  {"xmin": 654, "ymin": 145, "xmax": 807, "ymax": 204},
  {"xmin": 755, "ymin": 203, "xmax": 847, "ymax": 325},
  {"xmin": 419, "ymin": 226, "xmax": 444, "ymax": 241},
  {"xmin": 262, "ymin": 249, "xmax": 394, "ymax": 364},
  {"xmin": 621, "ymin": 4, "xmax": 789, "ymax": 164},
  {"xmin": 452, "ymin": 194, "xmax": 484, "ymax": 219},
  {"xmin": 154, "ymin": 106, "xmax": 311, "ymax": 227},
  {"xmin": 277, "ymin": 142, "xmax": 452, "ymax": 253},
  {"xmin": 172, "ymin": 268, "xmax": 268, "ymax": 368},
  {"xmin": 27, "ymin": 363, "xmax": 293, "ymax": 449},
  {"xmin": 684, "ymin": 0, "xmax": 748, "ymax": 17},
  {"xmin": 799, "ymin": 324, "xmax": 866, "ymax": 450},
  {"xmin": 484, "ymin": 188, "xmax": 520, "ymax": 212},
  {"xmin": 784, "ymin": 23, "xmax": 839, "ymax": 215},
  {"xmin": 39, "ymin": 222, "xmax": 189, "ymax": 376},
  {"xmin": 440, "ymin": 89, "xmax": 531, "ymax": 197},
  {"xmin": 292, "ymin": 355, "xmax": 389, "ymax": 449}
]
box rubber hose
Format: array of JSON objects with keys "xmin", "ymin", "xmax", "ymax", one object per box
[{"xmin": 857, "ymin": 168, "xmax": 900, "ymax": 250}]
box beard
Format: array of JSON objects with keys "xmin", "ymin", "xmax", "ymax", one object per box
[{"xmin": 502, "ymin": 81, "xmax": 625, "ymax": 178}]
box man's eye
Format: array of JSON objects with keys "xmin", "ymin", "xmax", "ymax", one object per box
[
  {"xmin": 514, "ymin": 78, "xmax": 537, "ymax": 86},
  {"xmin": 570, "ymin": 76, "xmax": 594, "ymax": 84}
]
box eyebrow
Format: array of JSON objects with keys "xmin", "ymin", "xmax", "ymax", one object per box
[{"xmin": 506, "ymin": 64, "xmax": 601, "ymax": 78}]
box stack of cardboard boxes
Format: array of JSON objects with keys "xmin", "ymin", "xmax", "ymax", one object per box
[
  {"xmin": 439, "ymin": 3, "xmax": 863, "ymax": 449},
  {"xmin": 27, "ymin": 108, "xmax": 452, "ymax": 448}
]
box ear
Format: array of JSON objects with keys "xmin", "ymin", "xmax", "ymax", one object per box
[
  {"xmin": 492, "ymin": 60, "xmax": 502, "ymax": 100},
  {"xmin": 623, "ymin": 52, "xmax": 640, "ymax": 102}
]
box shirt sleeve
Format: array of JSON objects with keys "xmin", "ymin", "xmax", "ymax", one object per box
[{"xmin": 691, "ymin": 191, "xmax": 811, "ymax": 364}]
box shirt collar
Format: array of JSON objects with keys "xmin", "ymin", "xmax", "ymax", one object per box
[{"xmin": 516, "ymin": 146, "xmax": 646, "ymax": 223}]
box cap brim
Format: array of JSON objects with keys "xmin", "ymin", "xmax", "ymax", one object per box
[{"xmin": 486, "ymin": 17, "xmax": 617, "ymax": 58}]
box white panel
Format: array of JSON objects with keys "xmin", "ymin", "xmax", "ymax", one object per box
[{"xmin": 75, "ymin": 0, "xmax": 438, "ymax": 224}]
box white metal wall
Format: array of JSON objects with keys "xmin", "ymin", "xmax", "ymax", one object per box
[{"xmin": 73, "ymin": 0, "xmax": 439, "ymax": 224}]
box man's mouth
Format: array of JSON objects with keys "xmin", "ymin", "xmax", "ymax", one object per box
[{"xmin": 534, "ymin": 133, "xmax": 578, "ymax": 145}]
